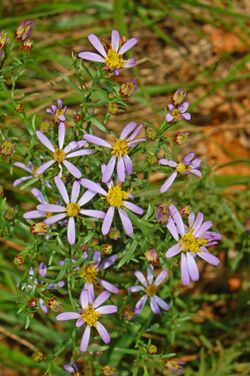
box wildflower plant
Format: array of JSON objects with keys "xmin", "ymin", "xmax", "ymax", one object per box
[{"xmin": 0, "ymin": 24, "xmax": 230, "ymax": 375}]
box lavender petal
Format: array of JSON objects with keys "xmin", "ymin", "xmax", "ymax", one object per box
[
  {"xmin": 118, "ymin": 208, "xmax": 133, "ymax": 236},
  {"xmin": 80, "ymin": 325, "xmax": 91, "ymax": 352},
  {"xmin": 88, "ymin": 33, "xmax": 107, "ymax": 57},
  {"xmin": 102, "ymin": 206, "xmax": 115, "ymax": 235}
]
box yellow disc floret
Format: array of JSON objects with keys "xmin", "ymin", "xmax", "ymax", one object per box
[
  {"xmin": 176, "ymin": 162, "xmax": 190, "ymax": 174},
  {"xmin": 53, "ymin": 148, "xmax": 65, "ymax": 163},
  {"xmin": 80, "ymin": 265, "xmax": 97, "ymax": 284},
  {"xmin": 112, "ymin": 139, "xmax": 128, "ymax": 157},
  {"xmin": 145, "ymin": 284, "xmax": 157, "ymax": 297},
  {"xmin": 179, "ymin": 232, "xmax": 207, "ymax": 253},
  {"xmin": 105, "ymin": 49, "xmax": 125, "ymax": 70},
  {"xmin": 171, "ymin": 108, "xmax": 181, "ymax": 121},
  {"xmin": 81, "ymin": 305, "xmax": 101, "ymax": 327},
  {"xmin": 66, "ymin": 203, "xmax": 80, "ymax": 217},
  {"xmin": 106, "ymin": 184, "xmax": 128, "ymax": 208}
]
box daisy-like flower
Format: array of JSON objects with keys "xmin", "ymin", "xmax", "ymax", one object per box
[
  {"xmin": 46, "ymin": 99, "xmax": 67, "ymax": 124},
  {"xmin": 128, "ymin": 266, "xmax": 169, "ymax": 315},
  {"xmin": 80, "ymin": 178, "xmax": 144, "ymax": 236},
  {"xmin": 84, "ymin": 122, "xmax": 144, "ymax": 183},
  {"xmin": 165, "ymin": 102, "xmax": 191, "ymax": 123},
  {"xmin": 159, "ymin": 152, "xmax": 202, "ymax": 193},
  {"xmin": 165, "ymin": 206, "xmax": 221, "ymax": 285},
  {"xmin": 36, "ymin": 122, "xmax": 92, "ymax": 179},
  {"xmin": 56, "ymin": 288, "xmax": 117, "ymax": 352},
  {"xmin": 78, "ymin": 29, "xmax": 137, "ymax": 76},
  {"xmin": 13, "ymin": 161, "xmax": 45, "ymax": 187},
  {"xmin": 15, "ymin": 20, "xmax": 33, "ymax": 41},
  {"xmin": 80, "ymin": 250, "xmax": 119, "ymax": 294},
  {"xmin": 36, "ymin": 176, "xmax": 105, "ymax": 244}
]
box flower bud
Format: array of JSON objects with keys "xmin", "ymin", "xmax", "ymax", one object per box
[
  {"xmin": 156, "ymin": 202, "xmax": 171, "ymax": 224},
  {"xmin": 180, "ymin": 205, "xmax": 192, "ymax": 217},
  {"xmin": 145, "ymin": 127, "xmax": 157, "ymax": 141},
  {"xmin": 39, "ymin": 120, "xmax": 51, "ymax": 133},
  {"xmin": 172, "ymin": 88, "xmax": 187, "ymax": 106},
  {"xmin": 4, "ymin": 207, "xmax": 15, "ymax": 220},
  {"xmin": 107, "ymin": 102, "xmax": 119, "ymax": 114},
  {"xmin": 28, "ymin": 298, "xmax": 37, "ymax": 308},
  {"xmin": 0, "ymin": 140, "xmax": 15, "ymax": 157},
  {"xmin": 146, "ymin": 152, "xmax": 157, "ymax": 166},
  {"xmin": 102, "ymin": 243, "xmax": 112, "ymax": 255},
  {"xmin": 0, "ymin": 31, "xmax": 9, "ymax": 49},
  {"xmin": 102, "ymin": 365, "xmax": 116, "ymax": 376},
  {"xmin": 47, "ymin": 297, "xmax": 62, "ymax": 312},
  {"xmin": 32, "ymin": 351, "xmax": 45, "ymax": 362},
  {"xmin": 15, "ymin": 20, "xmax": 33, "ymax": 41},
  {"xmin": 14, "ymin": 255, "xmax": 24, "ymax": 265},
  {"xmin": 174, "ymin": 132, "xmax": 189, "ymax": 145},
  {"xmin": 30, "ymin": 222, "xmax": 47, "ymax": 235},
  {"xmin": 144, "ymin": 249, "xmax": 159, "ymax": 265},
  {"xmin": 108, "ymin": 228, "xmax": 121, "ymax": 240},
  {"xmin": 123, "ymin": 305, "xmax": 135, "ymax": 321},
  {"xmin": 16, "ymin": 104, "xmax": 24, "ymax": 113},
  {"xmin": 21, "ymin": 38, "xmax": 33, "ymax": 52},
  {"xmin": 147, "ymin": 344, "xmax": 157, "ymax": 354},
  {"xmin": 120, "ymin": 78, "xmax": 138, "ymax": 97}
]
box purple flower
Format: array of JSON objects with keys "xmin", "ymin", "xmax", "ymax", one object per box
[
  {"xmin": 78, "ymin": 29, "xmax": 137, "ymax": 75},
  {"xmin": 80, "ymin": 251, "xmax": 119, "ymax": 294},
  {"xmin": 15, "ymin": 20, "xmax": 33, "ymax": 41},
  {"xmin": 36, "ymin": 122, "xmax": 92, "ymax": 179},
  {"xmin": 13, "ymin": 162, "xmax": 49, "ymax": 187},
  {"xmin": 159, "ymin": 152, "xmax": 202, "ymax": 193},
  {"xmin": 56, "ymin": 288, "xmax": 117, "ymax": 352},
  {"xmin": 36, "ymin": 176, "xmax": 105, "ymax": 244},
  {"xmin": 80, "ymin": 178, "xmax": 144, "ymax": 236},
  {"xmin": 0, "ymin": 32, "xmax": 9, "ymax": 49},
  {"xmin": 165, "ymin": 206, "xmax": 221, "ymax": 285},
  {"xmin": 128, "ymin": 266, "xmax": 169, "ymax": 315},
  {"xmin": 46, "ymin": 99, "xmax": 67, "ymax": 124},
  {"xmin": 64, "ymin": 361, "xmax": 79, "ymax": 374},
  {"xmin": 84, "ymin": 122, "xmax": 144, "ymax": 183},
  {"xmin": 165, "ymin": 101, "xmax": 191, "ymax": 123}
]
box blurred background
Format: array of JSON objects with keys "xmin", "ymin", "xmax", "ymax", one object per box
[{"xmin": 0, "ymin": 0, "xmax": 249, "ymax": 375}]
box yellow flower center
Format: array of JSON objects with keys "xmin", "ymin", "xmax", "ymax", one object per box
[
  {"xmin": 80, "ymin": 265, "xmax": 97, "ymax": 284},
  {"xmin": 112, "ymin": 139, "xmax": 128, "ymax": 157},
  {"xmin": 106, "ymin": 184, "xmax": 128, "ymax": 208},
  {"xmin": 145, "ymin": 284, "xmax": 157, "ymax": 297},
  {"xmin": 81, "ymin": 304, "xmax": 101, "ymax": 327},
  {"xmin": 55, "ymin": 108, "xmax": 65, "ymax": 121},
  {"xmin": 171, "ymin": 108, "xmax": 181, "ymax": 121},
  {"xmin": 176, "ymin": 162, "xmax": 190, "ymax": 174},
  {"xmin": 105, "ymin": 49, "xmax": 125, "ymax": 70},
  {"xmin": 53, "ymin": 148, "xmax": 65, "ymax": 163},
  {"xmin": 66, "ymin": 203, "xmax": 80, "ymax": 217},
  {"xmin": 179, "ymin": 232, "xmax": 207, "ymax": 253}
]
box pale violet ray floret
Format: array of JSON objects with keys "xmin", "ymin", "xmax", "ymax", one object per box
[
  {"xmin": 23, "ymin": 188, "xmax": 49, "ymax": 220},
  {"xmin": 13, "ymin": 161, "xmax": 51, "ymax": 187},
  {"xmin": 36, "ymin": 176, "xmax": 105, "ymax": 245},
  {"xmin": 80, "ymin": 178, "xmax": 144, "ymax": 236},
  {"xmin": 159, "ymin": 152, "xmax": 202, "ymax": 193},
  {"xmin": 78, "ymin": 29, "xmax": 138, "ymax": 75},
  {"xmin": 128, "ymin": 266, "xmax": 169, "ymax": 316},
  {"xmin": 36, "ymin": 122, "xmax": 92, "ymax": 179},
  {"xmin": 56, "ymin": 288, "xmax": 117, "ymax": 352},
  {"xmin": 165, "ymin": 207, "xmax": 221, "ymax": 285},
  {"xmin": 80, "ymin": 250, "xmax": 119, "ymax": 294},
  {"xmin": 84, "ymin": 121, "xmax": 145, "ymax": 183}
]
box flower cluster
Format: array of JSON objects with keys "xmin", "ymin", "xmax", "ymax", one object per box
[{"xmin": 12, "ymin": 28, "xmax": 222, "ymax": 370}]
